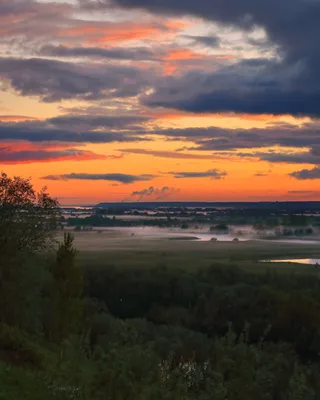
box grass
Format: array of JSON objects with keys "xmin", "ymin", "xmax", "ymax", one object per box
[{"xmin": 65, "ymin": 231, "xmax": 320, "ymax": 274}]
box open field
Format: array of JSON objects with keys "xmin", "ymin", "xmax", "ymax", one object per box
[{"xmin": 57, "ymin": 230, "xmax": 320, "ymax": 274}]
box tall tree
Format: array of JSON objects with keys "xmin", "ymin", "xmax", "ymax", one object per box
[{"xmin": 50, "ymin": 233, "xmax": 84, "ymax": 342}]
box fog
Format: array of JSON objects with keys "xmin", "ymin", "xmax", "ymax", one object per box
[{"xmin": 103, "ymin": 226, "xmax": 320, "ymax": 244}]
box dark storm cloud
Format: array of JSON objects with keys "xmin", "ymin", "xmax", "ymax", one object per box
[
  {"xmin": 0, "ymin": 57, "xmax": 151, "ymax": 102},
  {"xmin": 289, "ymin": 167, "xmax": 320, "ymax": 180},
  {"xmin": 170, "ymin": 169, "xmax": 227, "ymax": 179},
  {"xmin": 41, "ymin": 173, "xmax": 156, "ymax": 184},
  {"xmin": 107, "ymin": 0, "xmax": 320, "ymax": 62},
  {"xmin": 102, "ymin": 0, "xmax": 320, "ymax": 116},
  {"xmin": 143, "ymin": 59, "xmax": 320, "ymax": 116},
  {"xmin": 40, "ymin": 45, "xmax": 159, "ymax": 61}
]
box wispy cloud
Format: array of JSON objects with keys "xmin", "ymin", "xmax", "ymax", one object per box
[
  {"xmin": 41, "ymin": 173, "xmax": 156, "ymax": 184},
  {"xmin": 119, "ymin": 148, "xmax": 215, "ymax": 159},
  {"xmin": 0, "ymin": 121, "xmax": 149, "ymax": 143},
  {"xmin": 125, "ymin": 186, "xmax": 179, "ymax": 201},
  {"xmin": 183, "ymin": 34, "xmax": 221, "ymax": 48},
  {"xmin": 40, "ymin": 44, "xmax": 159, "ymax": 61},
  {"xmin": 254, "ymin": 172, "xmax": 269, "ymax": 177},
  {"xmin": 170, "ymin": 169, "xmax": 227, "ymax": 179},
  {"xmin": 0, "ymin": 148, "xmax": 108, "ymax": 164},
  {"xmin": 289, "ymin": 167, "xmax": 320, "ymax": 180}
]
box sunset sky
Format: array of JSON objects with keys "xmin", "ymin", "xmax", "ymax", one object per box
[{"xmin": 1, "ymin": 0, "xmax": 320, "ymax": 204}]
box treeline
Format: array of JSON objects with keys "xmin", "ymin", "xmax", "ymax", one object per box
[
  {"xmin": 1, "ymin": 173, "xmax": 320, "ymax": 399},
  {"xmin": 67, "ymin": 214, "xmax": 183, "ymax": 228},
  {"xmin": 275, "ymin": 227, "xmax": 314, "ymax": 236},
  {"xmin": 66, "ymin": 213, "xmax": 320, "ymax": 231},
  {"xmin": 221, "ymin": 214, "xmax": 315, "ymax": 227},
  {"xmin": 193, "ymin": 211, "xmax": 318, "ymax": 227}
]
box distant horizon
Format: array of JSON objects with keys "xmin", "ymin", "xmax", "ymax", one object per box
[{"xmin": 60, "ymin": 200, "xmax": 320, "ymax": 207}]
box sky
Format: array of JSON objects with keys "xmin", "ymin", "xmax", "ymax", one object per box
[{"xmin": 1, "ymin": 0, "xmax": 320, "ymax": 204}]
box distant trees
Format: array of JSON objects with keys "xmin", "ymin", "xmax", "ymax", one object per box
[
  {"xmin": 275, "ymin": 227, "xmax": 314, "ymax": 237},
  {"xmin": 282, "ymin": 214, "xmax": 308, "ymax": 226},
  {"xmin": 210, "ymin": 224, "xmax": 229, "ymax": 233},
  {"xmin": 68, "ymin": 214, "xmax": 182, "ymax": 228}
]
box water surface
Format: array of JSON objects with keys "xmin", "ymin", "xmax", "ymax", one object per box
[
  {"xmin": 106, "ymin": 227, "xmax": 245, "ymax": 242},
  {"xmin": 262, "ymin": 259, "xmax": 320, "ymax": 265}
]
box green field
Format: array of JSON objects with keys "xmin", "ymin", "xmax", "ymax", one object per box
[{"xmin": 59, "ymin": 231, "xmax": 320, "ymax": 273}]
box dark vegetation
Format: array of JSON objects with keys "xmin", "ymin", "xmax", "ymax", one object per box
[
  {"xmin": 67, "ymin": 214, "xmax": 183, "ymax": 229},
  {"xmin": 210, "ymin": 224, "xmax": 230, "ymax": 233},
  {"xmin": 65, "ymin": 205, "xmax": 320, "ymax": 232},
  {"xmin": 1, "ymin": 172, "xmax": 320, "ymax": 399}
]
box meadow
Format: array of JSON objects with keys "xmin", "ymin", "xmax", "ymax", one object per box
[{"xmin": 61, "ymin": 230, "xmax": 320, "ymax": 274}]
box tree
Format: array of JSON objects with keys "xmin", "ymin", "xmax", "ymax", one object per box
[
  {"xmin": 50, "ymin": 233, "xmax": 84, "ymax": 342},
  {"xmin": 210, "ymin": 224, "xmax": 229, "ymax": 233},
  {"xmin": 0, "ymin": 173, "xmax": 59, "ymax": 329},
  {"xmin": 0, "ymin": 172, "xmax": 59, "ymax": 259}
]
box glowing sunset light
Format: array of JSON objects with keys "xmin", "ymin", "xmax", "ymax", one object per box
[{"xmin": 0, "ymin": 0, "xmax": 319, "ymax": 202}]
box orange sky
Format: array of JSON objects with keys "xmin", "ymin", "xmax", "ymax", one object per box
[{"xmin": 0, "ymin": 0, "xmax": 319, "ymax": 204}]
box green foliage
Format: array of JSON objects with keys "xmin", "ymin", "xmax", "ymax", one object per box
[
  {"xmin": 0, "ymin": 173, "xmax": 59, "ymax": 329},
  {"xmin": 0, "ymin": 172, "xmax": 59, "ymax": 258},
  {"xmin": 85, "ymin": 264, "xmax": 320, "ymax": 360},
  {"xmin": 49, "ymin": 233, "xmax": 84, "ymax": 342},
  {"xmin": 0, "ymin": 252, "xmax": 49, "ymax": 332},
  {"xmin": 0, "ymin": 324, "xmax": 45, "ymax": 368},
  {"xmin": 0, "ymin": 362, "xmax": 83, "ymax": 400}
]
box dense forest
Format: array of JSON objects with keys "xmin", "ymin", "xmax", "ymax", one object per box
[{"xmin": 1, "ymin": 172, "xmax": 320, "ymax": 399}]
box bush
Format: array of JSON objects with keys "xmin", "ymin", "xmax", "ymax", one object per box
[{"xmin": 0, "ymin": 324, "xmax": 45, "ymax": 369}]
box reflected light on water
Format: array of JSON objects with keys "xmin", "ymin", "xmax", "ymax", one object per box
[{"xmin": 262, "ymin": 259, "xmax": 320, "ymax": 265}]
